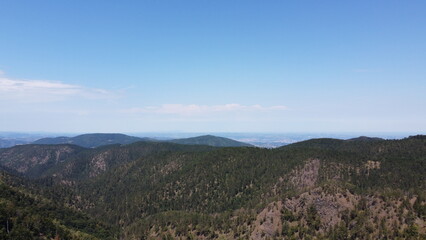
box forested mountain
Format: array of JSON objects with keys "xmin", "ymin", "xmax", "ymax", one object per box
[
  {"xmin": 0, "ymin": 142, "xmax": 214, "ymax": 181},
  {"xmin": 169, "ymin": 135, "xmax": 253, "ymax": 147},
  {"xmin": 347, "ymin": 136, "xmax": 384, "ymax": 142},
  {"xmin": 32, "ymin": 133, "xmax": 253, "ymax": 148},
  {"xmin": 32, "ymin": 133, "xmax": 153, "ymax": 148},
  {"xmin": 42, "ymin": 142, "xmax": 214, "ymax": 181},
  {"xmin": 0, "ymin": 144, "xmax": 85, "ymax": 178},
  {"xmin": 0, "ymin": 135, "xmax": 424, "ymax": 239}
]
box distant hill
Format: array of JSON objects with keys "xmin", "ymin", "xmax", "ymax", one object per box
[
  {"xmin": 0, "ymin": 138, "xmax": 31, "ymax": 148},
  {"xmin": 169, "ymin": 135, "xmax": 253, "ymax": 147},
  {"xmin": 347, "ymin": 136, "xmax": 384, "ymax": 142},
  {"xmin": 283, "ymin": 135, "xmax": 389, "ymax": 150},
  {"xmin": 32, "ymin": 133, "xmax": 252, "ymax": 148},
  {"xmin": 33, "ymin": 133, "xmax": 154, "ymax": 148}
]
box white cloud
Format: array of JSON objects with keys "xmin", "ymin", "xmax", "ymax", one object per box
[
  {"xmin": 122, "ymin": 104, "xmax": 288, "ymax": 116},
  {"xmin": 0, "ymin": 73, "xmax": 114, "ymax": 102}
]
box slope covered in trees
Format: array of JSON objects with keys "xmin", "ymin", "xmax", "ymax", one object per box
[
  {"xmin": 1, "ymin": 141, "xmax": 214, "ymax": 181},
  {"xmin": 33, "ymin": 133, "xmax": 253, "ymax": 148},
  {"xmin": 0, "ymin": 135, "xmax": 424, "ymax": 239},
  {"xmin": 0, "ymin": 171, "xmax": 116, "ymax": 240},
  {"xmin": 169, "ymin": 135, "xmax": 254, "ymax": 147},
  {"xmin": 32, "ymin": 133, "xmax": 153, "ymax": 148},
  {"xmin": 0, "ymin": 144, "xmax": 85, "ymax": 178}
]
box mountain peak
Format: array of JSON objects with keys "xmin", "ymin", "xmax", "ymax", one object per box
[
  {"xmin": 33, "ymin": 133, "xmax": 153, "ymax": 148},
  {"xmin": 347, "ymin": 136, "xmax": 384, "ymax": 142},
  {"xmin": 170, "ymin": 135, "xmax": 253, "ymax": 147}
]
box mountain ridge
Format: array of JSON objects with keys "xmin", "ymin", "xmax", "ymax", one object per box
[
  {"xmin": 33, "ymin": 133, "xmax": 253, "ymax": 148},
  {"xmin": 0, "ymin": 135, "xmax": 424, "ymax": 239},
  {"xmin": 32, "ymin": 133, "xmax": 153, "ymax": 148},
  {"xmin": 168, "ymin": 134, "xmax": 254, "ymax": 147}
]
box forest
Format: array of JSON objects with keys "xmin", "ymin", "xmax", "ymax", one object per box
[{"xmin": 0, "ymin": 135, "xmax": 425, "ymax": 239}]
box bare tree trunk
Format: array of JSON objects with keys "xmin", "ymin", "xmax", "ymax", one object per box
[{"xmin": 6, "ymin": 219, "xmax": 9, "ymax": 234}]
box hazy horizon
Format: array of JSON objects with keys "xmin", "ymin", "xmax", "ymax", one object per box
[{"xmin": 1, "ymin": 130, "xmax": 420, "ymax": 141}]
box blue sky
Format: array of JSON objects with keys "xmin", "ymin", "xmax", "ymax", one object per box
[{"xmin": 0, "ymin": 1, "xmax": 425, "ymax": 133}]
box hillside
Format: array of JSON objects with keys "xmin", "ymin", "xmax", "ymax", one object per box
[
  {"xmin": 0, "ymin": 135, "xmax": 424, "ymax": 239},
  {"xmin": 33, "ymin": 133, "xmax": 153, "ymax": 148},
  {"xmin": 169, "ymin": 135, "xmax": 253, "ymax": 147},
  {"xmin": 42, "ymin": 141, "xmax": 214, "ymax": 181},
  {"xmin": 0, "ymin": 142, "xmax": 213, "ymax": 181},
  {"xmin": 0, "ymin": 171, "xmax": 116, "ymax": 239},
  {"xmin": 69, "ymin": 136, "xmax": 425, "ymax": 239},
  {"xmin": 0, "ymin": 144, "xmax": 85, "ymax": 178}
]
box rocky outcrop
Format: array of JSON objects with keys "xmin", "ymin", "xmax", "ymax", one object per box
[
  {"xmin": 89, "ymin": 151, "xmax": 110, "ymax": 177},
  {"xmin": 289, "ymin": 158, "xmax": 320, "ymax": 191},
  {"xmin": 251, "ymin": 201, "xmax": 283, "ymax": 240},
  {"xmin": 251, "ymin": 187, "xmax": 425, "ymax": 239}
]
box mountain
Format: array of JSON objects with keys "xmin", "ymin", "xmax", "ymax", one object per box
[
  {"xmin": 0, "ymin": 138, "xmax": 30, "ymax": 148},
  {"xmin": 72, "ymin": 136, "xmax": 426, "ymax": 239},
  {"xmin": 169, "ymin": 134, "xmax": 253, "ymax": 147},
  {"xmin": 32, "ymin": 133, "xmax": 253, "ymax": 148},
  {"xmin": 347, "ymin": 136, "xmax": 384, "ymax": 142},
  {"xmin": 42, "ymin": 141, "xmax": 214, "ymax": 181},
  {"xmin": 0, "ymin": 135, "xmax": 424, "ymax": 239},
  {"xmin": 33, "ymin": 133, "xmax": 154, "ymax": 148},
  {"xmin": 0, "ymin": 141, "xmax": 214, "ymax": 181},
  {"xmin": 0, "ymin": 144, "xmax": 85, "ymax": 178},
  {"xmin": 0, "ymin": 133, "xmax": 50, "ymax": 148}
]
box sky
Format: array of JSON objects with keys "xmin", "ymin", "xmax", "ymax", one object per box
[{"xmin": 0, "ymin": 1, "xmax": 425, "ymax": 133}]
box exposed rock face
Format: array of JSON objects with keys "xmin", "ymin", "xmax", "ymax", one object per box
[
  {"xmin": 89, "ymin": 151, "xmax": 110, "ymax": 177},
  {"xmin": 251, "ymin": 201, "xmax": 283, "ymax": 240},
  {"xmin": 282, "ymin": 187, "xmax": 360, "ymax": 229},
  {"xmin": 273, "ymin": 158, "xmax": 321, "ymax": 196},
  {"xmin": 250, "ymin": 155, "xmax": 426, "ymax": 239},
  {"xmin": 289, "ymin": 158, "xmax": 320, "ymax": 191},
  {"xmin": 250, "ymin": 186, "xmax": 426, "ymax": 239}
]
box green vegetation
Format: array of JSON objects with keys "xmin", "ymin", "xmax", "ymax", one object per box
[
  {"xmin": 32, "ymin": 133, "xmax": 253, "ymax": 148},
  {"xmin": 32, "ymin": 133, "xmax": 153, "ymax": 148},
  {"xmin": 169, "ymin": 135, "xmax": 253, "ymax": 147},
  {"xmin": 0, "ymin": 172, "xmax": 116, "ymax": 240},
  {"xmin": 0, "ymin": 144, "xmax": 85, "ymax": 178},
  {"xmin": 0, "ymin": 135, "xmax": 424, "ymax": 239}
]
